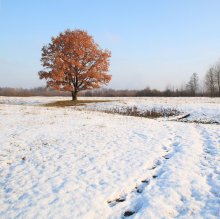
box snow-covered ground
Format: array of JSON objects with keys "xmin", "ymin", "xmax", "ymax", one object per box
[
  {"xmin": 1, "ymin": 96, "xmax": 220, "ymax": 123},
  {"xmin": 0, "ymin": 96, "xmax": 220, "ymax": 218},
  {"xmin": 79, "ymin": 97, "xmax": 220, "ymax": 124}
]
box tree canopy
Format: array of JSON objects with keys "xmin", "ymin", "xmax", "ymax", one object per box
[{"xmin": 39, "ymin": 29, "xmax": 111, "ymax": 100}]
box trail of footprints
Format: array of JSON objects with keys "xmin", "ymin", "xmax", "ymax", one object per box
[{"xmin": 107, "ymin": 144, "xmax": 175, "ymax": 218}]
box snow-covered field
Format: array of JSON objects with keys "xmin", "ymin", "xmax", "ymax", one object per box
[
  {"xmin": 0, "ymin": 96, "xmax": 220, "ymax": 218},
  {"xmin": 1, "ymin": 96, "xmax": 220, "ymax": 123}
]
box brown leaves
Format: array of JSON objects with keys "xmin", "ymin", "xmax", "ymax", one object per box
[{"xmin": 38, "ymin": 29, "xmax": 111, "ymax": 94}]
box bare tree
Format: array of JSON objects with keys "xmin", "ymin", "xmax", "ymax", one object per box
[
  {"xmin": 214, "ymin": 62, "xmax": 220, "ymax": 96},
  {"xmin": 205, "ymin": 67, "xmax": 216, "ymax": 97},
  {"xmin": 186, "ymin": 72, "xmax": 199, "ymax": 96}
]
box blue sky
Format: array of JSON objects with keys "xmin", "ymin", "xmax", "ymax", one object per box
[{"xmin": 1, "ymin": 0, "xmax": 220, "ymax": 90}]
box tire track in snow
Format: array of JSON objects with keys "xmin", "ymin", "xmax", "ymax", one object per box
[
  {"xmin": 173, "ymin": 124, "xmax": 219, "ymax": 218},
  {"xmin": 107, "ymin": 123, "xmax": 216, "ymax": 218},
  {"xmin": 197, "ymin": 125, "xmax": 220, "ymax": 218},
  {"xmin": 107, "ymin": 123, "xmax": 180, "ymax": 217}
]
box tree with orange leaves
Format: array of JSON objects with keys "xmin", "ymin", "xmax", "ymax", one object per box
[{"xmin": 38, "ymin": 29, "xmax": 111, "ymax": 100}]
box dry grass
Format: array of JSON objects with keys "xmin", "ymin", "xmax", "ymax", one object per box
[
  {"xmin": 43, "ymin": 99, "xmax": 112, "ymax": 107},
  {"xmin": 103, "ymin": 106, "xmax": 180, "ymax": 118}
]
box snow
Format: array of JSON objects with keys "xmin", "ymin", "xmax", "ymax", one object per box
[
  {"xmin": 1, "ymin": 96, "xmax": 220, "ymax": 123},
  {"xmin": 0, "ymin": 96, "xmax": 220, "ymax": 218},
  {"xmin": 79, "ymin": 97, "xmax": 220, "ymax": 124}
]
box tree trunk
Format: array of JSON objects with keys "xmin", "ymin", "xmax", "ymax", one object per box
[
  {"xmin": 71, "ymin": 91, "xmax": 78, "ymax": 101},
  {"xmin": 218, "ymin": 81, "xmax": 220, "ymax": 97}
]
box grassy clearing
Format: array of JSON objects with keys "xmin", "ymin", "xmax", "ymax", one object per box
[{"xmin": 43, "ymin": 99, "xmax": 112, "ymax": 107}]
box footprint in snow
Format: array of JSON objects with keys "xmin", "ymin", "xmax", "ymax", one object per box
[
  {"xmin": 107, "ymin": 196, "xmax": 126, "ymax": 207},
  {"xmin": 149, "ymin": 165, "xmax": 157, "ymax": 170},
  {"xmin": 123, "ymin": 210, "xmax": 136, "ymax": 217},
  {"xmin": 163, "ymin": 153, "xmax": 173, "ymax": 159},
  {"xmin": 134, "ymin": 180, "xmax": 150, "ymax": 193},
  {"xmin": 163, "ymin": 146, "xmax": 169, "ymax": 151},
  {"xmin": 141, "ymin": 179, "xmax": 149, "ymax": 183},
  {"xmin": 149, "ymin": 159, "xmax": 162, "ymax": 170}
]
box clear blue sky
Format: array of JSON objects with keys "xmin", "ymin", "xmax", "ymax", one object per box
[{"xmin": 1, "ymin": 0, "xmax": 220, "ymax": 90}]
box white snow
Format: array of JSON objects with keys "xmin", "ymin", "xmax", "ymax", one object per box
[
  {"xmin": 0, "ymin": 96, "xmax": 219, "ymax": 218},
  {"xmin": 79, "ymin": 97, "xmax": 220, "ymax": 124}
]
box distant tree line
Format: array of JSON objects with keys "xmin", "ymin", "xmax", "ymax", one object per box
[
  {"xmin": 0, "ymin": 87, "xmax": 70, "ymax": 97},
  {"xmin": 1, "ymin": 60, "xmax": 220, "ymax": 98},
  {"xmin": 82, "ymin": 60, "xmax": 220, "ymax": 98}
]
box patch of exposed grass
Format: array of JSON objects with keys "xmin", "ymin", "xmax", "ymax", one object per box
[
  {"xmin": 103, "ymin": 106, "xmax": 180, "ymax": 118},
  {"xmin": 43, "ymin": 99, "xmax": 112, "ymax": 107}
]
